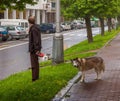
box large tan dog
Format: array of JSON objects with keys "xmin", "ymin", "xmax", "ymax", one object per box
[{"xmin": 71, "ymin": 56, "xmax": 105, "ymax": 82}]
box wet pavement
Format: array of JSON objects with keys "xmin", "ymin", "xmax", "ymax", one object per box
[{"xmin": 64, "ymin": 33, "xmax": 120, "ymax": 101}]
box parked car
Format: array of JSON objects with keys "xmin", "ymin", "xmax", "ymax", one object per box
[
  {"xmin": 61, "ymin": 22, "xmax": 71, "ymax": 31},
  {"xmin": 40, "ymin": 23, "xmax": 56, "ymax": 34},
  {"xmin": 70, "ymin": 22, "xmax": 78, "ymax": 29},
  {"xmin": 72, "ymin": 21, "xmax": 84, "ymax": 29},
  {"xmin": 2, "ymin": 25, "xmax": 27, "ymax": 40},
  {"xmin": 80, "ymin": 21, "xmax": 86, "ymax": 28},
  {"xmin": 0, "ymin": 26, "xmax": 9, "ymax": 41}
]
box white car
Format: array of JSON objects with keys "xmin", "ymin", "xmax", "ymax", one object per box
[
  {"xmin": 61, "ymin": 22, "xmax": 71, "ymax": 31},
  {"xmin": 2, "ymin": 25, "xmax": 27, "ymax": 40}
]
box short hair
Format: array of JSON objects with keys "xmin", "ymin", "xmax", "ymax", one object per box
[{"xmin": 28, "ymin": 16, "xmax": 35, "ymax": 24}]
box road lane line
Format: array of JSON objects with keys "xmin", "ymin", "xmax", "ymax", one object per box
[
  {"xmin": 0, "ymin": 42, "xmax": 28, "ymax": 51},
  {"xmin": 63, "ymin": 29, "xmax": 85, "ymax": 36},
  {"xmin": 69, "ymin": 34, "xmax": 74, "ymax": 36},
  {"xmin": 0, "ymin": 45, "xmax": 9, "ymax": 48},
  {"xmin": 42, "ymin": 37, "xmax": 51, "ymax": 40},
  {"xmin": 64, "ymin": 38, "xmax": 71, "ymax": 40},
  {"xmin": 0, "ymin": 36, "xmax": 52, "ymax": 51}
]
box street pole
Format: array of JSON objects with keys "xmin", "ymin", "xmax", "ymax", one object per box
[
  {"xmin": 56, "ymin": 0, "xmax": 60, "ymax": 33},
  {"xmin": 52, "ymin": 0, "xmax": 64, "ymax": 64}
]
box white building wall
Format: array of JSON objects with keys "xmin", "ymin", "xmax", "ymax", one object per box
[
  {"xmin": 3, "ymin": 0, "xmax": 55, "ymax": 24},
  {"xmin": 26, "ymin": 10, "xmax": 30, "ymax": 19},
  {"xmin": 19, "ymin": 11, "xmax": 23, "ymax": 19},
  {"xmin": 26, "ymin": 0, "xmax": 48, "ymax": 24},
  {"xmin": 26, "ymin": 0, "xmax": 47, "ymax": 10},
  {"xmin": 12, "ymin": 10, "xmax": 16, "ymax": 19},
  {"xmin": 4, "ymin": 9, "xmax": 8, "ymax": 19}
]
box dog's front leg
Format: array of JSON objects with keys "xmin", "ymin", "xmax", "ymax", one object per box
[
  {"xmin": 96, "ymin": 72, "xmax": 101, "ymax": 80},
  {"xmin": 80, "ymin": 71, "xmax": 85, "ymax": 82}
]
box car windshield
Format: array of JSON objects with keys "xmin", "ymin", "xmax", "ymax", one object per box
[{"xmin": 16, "ymin": 26, "xmax": 24, "ymax": 31}]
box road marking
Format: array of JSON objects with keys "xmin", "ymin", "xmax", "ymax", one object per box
[
  {"xmin": 63, "ymin": 29, "xmax": 85, "ymax": 36},
  {"xmin": 69, "ymin": 34, "xmax": 74, "ymax": 36},
  {"xmin": 0, "ymin": 42, "xmax": 28, "ymax": 51},
  {"xmin": 0, "ymin": 45, "xmax": 9, "ymax": 48},
  {"xmin": 64, "ymin": 38, "xmax": 71, "ymax": 40},
  {"xmin": 42, "ymin": 37, "xmax": 51, "ymax": 40},
  {"xmin": 77, "ymin": 34, "xmax": 85, "ymax": 36},
  {"xmin": 0, "ymin": 36, "xmax": 52, "ymax": 51}
]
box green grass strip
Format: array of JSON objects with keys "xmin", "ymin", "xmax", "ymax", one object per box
[{"xmin": 0, "ymin": 64, "xmax": 77, "ymax": 101}]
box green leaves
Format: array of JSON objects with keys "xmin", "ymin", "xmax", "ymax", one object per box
[
  {"xmin": 0, "ymin": 0, "xmax": 36, "ymax": 10},
  {"xmin": 61, "ymin": 0, "xmax": 120, "ymax": 19}
]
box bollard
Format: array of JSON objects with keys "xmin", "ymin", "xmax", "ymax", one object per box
[{"xmin": 52, "ymin": 33, "xmax": 64, "ymax": 64}]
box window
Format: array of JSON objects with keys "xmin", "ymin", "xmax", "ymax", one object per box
[
  {"xmin": 16, "ymin": 26, "xmax": 24, "ymax": 31},
  {"xmin": 21, "ymin": 22, "xmax": 24, "ymax": 28},
  {"xmin": 9, "ymin": 26, "xmax": 15, "ymax": 30},
  {"xmin": 25, "ymin": 22, "xmax": 28, "ymax": 28},
  {"xmin": 51, "ymin": 2, "xmax": 55, "ymax": 8}
]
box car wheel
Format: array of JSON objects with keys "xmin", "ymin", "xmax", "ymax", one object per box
[
  {"xmin": 16, "ymin": 38, "xmax": 20, "ymax": 40},
  {"xmin": 46, "ymin": 30, "xmax": 50, "ymax": 34},
  {"xmin": 2, "ymin": 37, "xmax": 7, "ymax": 41},
  {"xmin": 8, "ymin": 34, "xmax": 13, "ymax": 40}
]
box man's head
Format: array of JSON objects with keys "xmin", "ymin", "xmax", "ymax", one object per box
[{"xmin": 28, "ymin": 16, "xmax": 35, "ymax": 24}]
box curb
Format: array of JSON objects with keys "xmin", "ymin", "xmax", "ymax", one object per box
[{"xmin": 52, "ymin": 72, "xmax": 81, "ymax": 101}]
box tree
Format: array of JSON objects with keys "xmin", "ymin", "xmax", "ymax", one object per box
[
  {"xmin": 0, "ymin": 0, "xmax": 36, "ymax": 11},
  {"xmin": 61, "ymin": 0, "xmax": 98, "ymax": 43},
  {"xmin": 61, "ymin": 0, "xmax": 120, "ymax": 42},
  {"xmin": 61, "ymin": 0, "xmax": 76, "ymax": 21},
  {"xmin": 69, "ymin": 0, "xmax": 94, "ymax": 43},
  {"xmin": 105, "ymin": 0, "xmax": 120, "ymax": 31}
]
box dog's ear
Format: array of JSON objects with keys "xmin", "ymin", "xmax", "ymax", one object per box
[
  {"xmin": 77, "ymin": 58, "xmax": 82, "ymax": 62},
  {"xmin": 70, "ymin": 59, "xmax": 73, "ymax": 62},
  {"xmin": 75, "ymin": 57, "xmax": 78, "ymax": 60}
]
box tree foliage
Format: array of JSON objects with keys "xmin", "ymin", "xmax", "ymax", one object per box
[
  {"xmin": 61, "ymin": 0, "xmax": 76, "ymax": 20},
  {"xmin": 0, "ymin": 0, "xmax": 36, "ymax": 11},
  {"xmin": 61, "ymin": 0, "xmax": 120, "ymax": 20}
]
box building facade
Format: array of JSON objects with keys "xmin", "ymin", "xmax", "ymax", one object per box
[
  {"xmin": 0, "ymin": 0, "xmax": 56, "ymax": 24},
  {"xmin": 46, "ymin": 0, "xmax": 56, "ymax": 23}
]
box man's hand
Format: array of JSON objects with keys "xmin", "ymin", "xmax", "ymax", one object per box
[{"xmin": 36, "ymin": 51, "xmax": 40, "ymax": 55}]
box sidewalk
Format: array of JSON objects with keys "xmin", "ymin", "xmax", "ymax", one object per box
[{"xmin": 64, "ymin": 33, "xmax": 120, "ymax": 101}]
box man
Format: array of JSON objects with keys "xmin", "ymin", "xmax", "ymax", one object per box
[{"xmin": 28, "ymin": 16, "xmax": 42, "ymax": 82}]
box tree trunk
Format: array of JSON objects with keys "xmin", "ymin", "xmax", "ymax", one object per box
[
  {"xmin": 117, "ymin": 16, "xmax": 120, "ymax": 28},
  {"xmin": 85, "ymin": 17, "xmax": 93, "ymax": 43},
  {"xmin": 107, "ymin": 17, "xmax": 112, "ymax": 32},
  {"xmin": 99, "ymin": 17, "xmax": 104, "ymax": 36}
]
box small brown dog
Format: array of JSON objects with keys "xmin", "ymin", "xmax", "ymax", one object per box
[{"xmin": 71, "ymin": 56, "xmax": 105, "ymax": 82}]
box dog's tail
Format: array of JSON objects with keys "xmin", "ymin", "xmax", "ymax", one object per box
[{"xmin": 101, "ymin": 59, "xmax": 105, "ymax": 72}]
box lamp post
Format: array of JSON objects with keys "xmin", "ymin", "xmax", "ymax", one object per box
[
  {"xmin": 56, "ymin": 0, "xmax": 60, "ymax": 33},
  {"xmin": 52, "ymin": 0, "xmax": 64, "ymax": 64}
]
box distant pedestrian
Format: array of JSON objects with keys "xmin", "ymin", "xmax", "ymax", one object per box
[{"xmin": 28, "ymin": 15, "xmax": 42, "ymax": 82}]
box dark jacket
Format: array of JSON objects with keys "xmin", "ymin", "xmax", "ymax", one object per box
[{"xmin": 29, "ymin": 24, "xmax": 42, "ymax": 53}]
